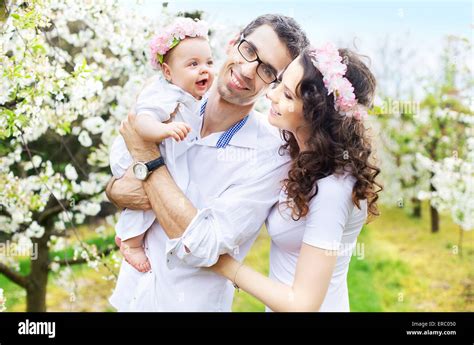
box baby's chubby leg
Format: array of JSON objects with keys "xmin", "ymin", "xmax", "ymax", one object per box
[
  {"xmin": 134, "ymin": 113, "xmax": 192, "ymax": 143},
  {"xmin": 119, "ymin": 233, "xmax": 152, "ymax": 273}
]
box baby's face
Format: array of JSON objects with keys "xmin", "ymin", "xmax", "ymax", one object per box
[{"xmin": 163, "ymin": 37, "xmax": 214, "ymax": 99}]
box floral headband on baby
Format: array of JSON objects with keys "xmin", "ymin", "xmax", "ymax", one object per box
[
  {"xmin": 149, "ymin": 17, "xmax": 209, "ymax": 69},
  {"xmin": 307, "ymin": 42, "xmax": 368, "ymax": 121}
]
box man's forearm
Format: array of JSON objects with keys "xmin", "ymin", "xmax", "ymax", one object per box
[
  {"xmin": 134, "ymin": 146, "xmax": 196, "ymax": 239},
  {"xmin": 143, "ymin": 165, "xmax": 197, "ymax": 239}
]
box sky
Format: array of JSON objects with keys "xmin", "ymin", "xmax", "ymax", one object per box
[
  {"xmin": 120, "ymin": 0, "xmax": 473, "ymax": 97},
  {"xmin": 121, "ymin": 0, "xmax": 471, "ymax": 42}
]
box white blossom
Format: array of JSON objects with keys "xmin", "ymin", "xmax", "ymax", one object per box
[
  {"xmin": 76, "ymin": 201, "xmax": 101, "ymax": 216},
  {"xmin": 64, "ymin": 164, "xmax": 78, "ymax": 181},
  {"xmin": 50, "ymin": 262, "xmax": 61, "ymax": 273},
  {"xmin": 78, "ymin": 131, "xmax": 92, "ymax": 147},
  {"xmin": 83, "ymin": 117, "xmax": 105, "ymax": 135},
  {"xmin": 26, "ymin": 221, "xmax": 46, "ymax": 238}
]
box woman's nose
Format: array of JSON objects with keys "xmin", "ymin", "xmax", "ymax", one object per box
[{"xmin": 266, "ymin": 86, "xmax": 277, "ymax": 102}]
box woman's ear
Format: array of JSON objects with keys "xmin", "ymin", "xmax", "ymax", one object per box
[
  {"xmin": 161, "ymin": 63, "xmax": 172, "ymax": 82},
  {"xmin": 226, "ymin": 33, "xmax": 241, "ymax": 55}
]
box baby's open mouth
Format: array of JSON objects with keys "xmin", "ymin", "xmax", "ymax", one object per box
[{"xmin": 196, "ymin": 78, "xmax": 208, "ymax": 87}]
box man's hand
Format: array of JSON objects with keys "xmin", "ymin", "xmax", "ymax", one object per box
[
  {"xmin": 119, "ymin": 112, "xmax": 160, "ymax": 162},
  {"xmin": 105, "ymin": 167, "xmax": 151, "ymax": 210}
]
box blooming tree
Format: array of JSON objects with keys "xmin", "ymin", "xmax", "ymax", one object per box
[
  {"xmin": 417, "ymin": 134, "xmax": 474, "ymax": 251},
  {"xmin": 372, "ymin": 34, "xmax": 428, "ymax": 218},
  {"xmin": 375, "ymin": 36, "xmax": 472, "ymax": 233},
  {"xmin": 413, "ymin": 36, "xmax": 472, "ymax": 232},
  {"xmin": 374, "ymin": 99, "xmax": 430, "ymax": 217},
  {"xmin": 0, "ymin": 0, "xmax": 169, "ymax": 311}
]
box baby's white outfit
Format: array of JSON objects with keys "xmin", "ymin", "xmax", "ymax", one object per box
[{"xmin": 109, "ymin": 76, "xmax": 201, "ymax": 241}]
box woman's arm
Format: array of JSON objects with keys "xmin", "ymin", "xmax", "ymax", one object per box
[{"xmin": 211, "ymin": 243, "xmax": 337, "ymax": 312}]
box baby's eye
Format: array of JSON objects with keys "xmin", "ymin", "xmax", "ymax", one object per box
[
  {"xmin": 207, "ymin": 60, "xmax": 214, "ymax": 66},
  {"xmin": 189, "ymin": 61, "xmax": 198, "ymax": 67}
]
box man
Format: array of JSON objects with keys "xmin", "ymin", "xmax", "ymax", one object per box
[{"xmin": 107, "ymin": 14, "xmax": 309, "ymax": 311}]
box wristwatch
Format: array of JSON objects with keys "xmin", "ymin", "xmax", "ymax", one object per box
[{"xmin": 132, "ymin": 157, "xmax": 165, "ymax": 181}]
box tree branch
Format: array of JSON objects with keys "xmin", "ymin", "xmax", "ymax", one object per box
[
  {"xmin": 37, "ymin": 201, "xmax": 70, "ymax": 225},
  {"xmin": 0, "ymin": 262, "xmax": 28, "ymax": 288},
  {"xmin": 56, "ymin": 246, "xmax": 115, "ymax": 267}
]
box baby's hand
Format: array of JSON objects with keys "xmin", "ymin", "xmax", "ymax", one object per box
[{"xmin": 163, "ymin": 122, "xmax": 192, "ymax": 142}]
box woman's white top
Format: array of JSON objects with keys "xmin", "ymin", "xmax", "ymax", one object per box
[
  {"xmin": 265, "ymin": 173, "xmax": 367, "ymax": 312},
  {"xmin": 109, "ymin": 76, "xmax": 201, "ymax": 240}
]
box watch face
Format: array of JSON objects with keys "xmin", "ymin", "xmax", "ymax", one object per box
[{"xmin": 133, "ymin": 163, "xmax": 148, "ymax": 180}]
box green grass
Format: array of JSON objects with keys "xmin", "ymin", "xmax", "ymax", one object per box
[
  {"xmin": 347, "ymin": 228, "xmax": 383, "ymax": 312},
  {"xmin": 1, "ymin": 202, "xmax": 473, "ymax": 312},
  {"xmin": 0, "ymin": 230, "xmax": 117, "ymax": 311},
  {"xmin": 232, "ymin": 227, "xmax": 271, "ymax": 312},
  {"xmin": 232, "ymin": 201, "xmax": 473, "ymax": 312},
  {"xmin": 0, "ymin": 260, "xmax": 30, "ymax": 311}
]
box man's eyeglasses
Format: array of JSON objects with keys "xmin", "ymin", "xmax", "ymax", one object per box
[{"xmin": 237, "ymin": 35, "xmax": 278, "ymax": 84}]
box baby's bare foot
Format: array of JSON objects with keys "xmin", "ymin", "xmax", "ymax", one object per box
[{"xmin": 120, "ymin": 243, "xmax": 151, "ymax": 273}]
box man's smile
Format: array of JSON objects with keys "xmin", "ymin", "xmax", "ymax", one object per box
[{"xmin": 229, "ymin": 68, "xmax": 250, "ymax": 91}]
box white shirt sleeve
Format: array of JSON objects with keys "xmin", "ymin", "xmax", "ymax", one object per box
[
  {"xmin": 109, "ymin": 135, "xmax": 133, "ymax": 179},
  {"xmin": 135, "ymin": 76, "xmax": 181, "ymax": 122},
  {"xmin": 165, "ymin": 153, "xmax": 290, "ymax": 268},
  {"xmin": 302, "ymin": 175, "xmax": 355, "ymax": 251}
]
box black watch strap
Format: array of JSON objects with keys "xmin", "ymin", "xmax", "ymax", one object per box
[{"xmin": 145, "ymin": 156, "xmax": 165, "ymax": 173}]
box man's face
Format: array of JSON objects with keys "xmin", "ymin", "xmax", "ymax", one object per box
[{"xmin": 217, "ymin": 24, "xmax": 293, "ymax": 106}]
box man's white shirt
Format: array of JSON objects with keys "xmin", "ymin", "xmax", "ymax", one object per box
[{"xmin": 109, "ymin": 99, "xmax": 290, "ymax": 311}]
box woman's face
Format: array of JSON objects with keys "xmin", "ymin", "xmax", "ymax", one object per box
[{"xmin": 266, "ymin": 57, "xmax": 305, "ymax": 133}]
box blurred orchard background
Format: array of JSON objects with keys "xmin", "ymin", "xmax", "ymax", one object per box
[{"xmin": 0, "ymin": 0, "xmax": 472, "ymax": 312}]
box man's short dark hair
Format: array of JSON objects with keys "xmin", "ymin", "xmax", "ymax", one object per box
[{"xmin": 241, "ymin": 14, "xmax": 310, "ymax": 59}]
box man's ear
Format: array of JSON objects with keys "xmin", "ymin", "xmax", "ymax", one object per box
[
  {"xmin": 161, "ymin": 62, "xmax": 172, "ymax": 82},
  {"xmin": 226, "ymin": 32, "xmax": 241, "ymax": 55}
]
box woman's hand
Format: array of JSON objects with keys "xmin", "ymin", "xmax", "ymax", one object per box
[{"xmin": 119, "ymin": 112, "xmax": 160, "ymax": 162}]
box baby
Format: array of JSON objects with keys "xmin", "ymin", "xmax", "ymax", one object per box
[{"xmin": 109, "ymin": 18, "xmax": 214, "ymax": 272}]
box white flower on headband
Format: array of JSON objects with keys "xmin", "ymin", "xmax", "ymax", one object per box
[
  {"xmin": 307, "ymin": 42, "xmax": 367, "ymax": 120},
  {"xmin": 149, "ymin": 18, "xmax": 209, "ymax": 69}
]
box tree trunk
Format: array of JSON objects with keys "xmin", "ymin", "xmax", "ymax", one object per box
[
  {"xmin": 411, "ymin": 197, "xmax": 422, "ymax": 218},
  {"xmin": 430, "ymin": 204, "xmax": 439, "ymax": 233},
  {"xmin": 1, "ymin": 0, "xmax": 12, "ymax": 24},
  {"xmin": 458, "ymin": 226, "xmax": 463, "ymax": 258},
  {"xmin": 429, "ymin": 179, "xmax": 439, "ymax": 233},
  {"xmin": 26, "ymin": 233, "xmax": 50, "ymax": 312}
]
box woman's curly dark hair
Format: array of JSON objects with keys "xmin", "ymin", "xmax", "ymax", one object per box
[{"xmin": 280, "ymin": 48, "xmax": 382, "ymax": 221}]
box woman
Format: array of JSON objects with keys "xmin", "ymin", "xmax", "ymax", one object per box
[{"xmin": 211, "ymin": 43, "xmax": 382, "ymax": 312}]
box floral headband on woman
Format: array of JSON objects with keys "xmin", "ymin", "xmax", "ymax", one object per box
[
  {"xmin": 149, "ymin": 17, "xmax": 209, "ymax": 69},
  {"xmin": 307, "ymin": 42, "xmax": 368, "ymax": 121}
]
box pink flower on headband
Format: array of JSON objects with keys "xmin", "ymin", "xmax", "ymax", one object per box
[
  {"xmin": 308, "ymin": 43, "xmax": 367, "ymax": 120},
  {"xmin": 149, "ymin": 18, "xmax": 209, "ymax": 69},
  {"xmin": 343, "ymin": 104, "xmax": 367, "ymax": 121}
]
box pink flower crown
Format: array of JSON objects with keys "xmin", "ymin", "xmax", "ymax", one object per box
[
  {"xmin": 149, "ymin": 18, "xmax": 209, "ymax": 69},
  {"xmin": 307, "ymin": 43, "xmax": 368, "ymax": 121}
]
